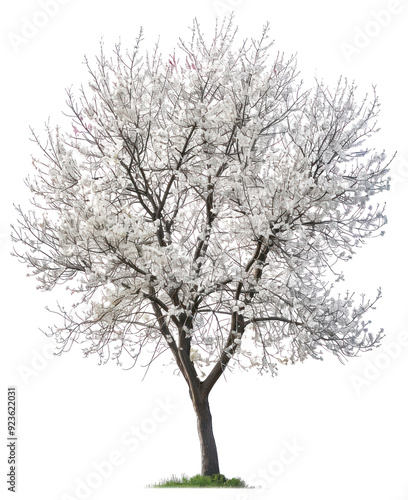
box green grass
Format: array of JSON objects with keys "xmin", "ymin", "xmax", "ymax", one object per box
[{"xmin": 148, "ymin": 473, "xmax": 250, "ymax": 488}]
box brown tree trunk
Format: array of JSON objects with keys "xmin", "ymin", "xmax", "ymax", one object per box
[{"xmin": 194, "ymin": 397, "xmax": 220, "ymax": 476}]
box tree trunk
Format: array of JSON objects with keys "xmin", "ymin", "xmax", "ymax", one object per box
[{"xmin": 194, "ymin": 397, "xmax": 220, "ymax": 476}]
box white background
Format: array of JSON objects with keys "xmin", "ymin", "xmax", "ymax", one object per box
[{"xmin": 1, "ymin": 1, "xmax": 408, "ymax": 499}]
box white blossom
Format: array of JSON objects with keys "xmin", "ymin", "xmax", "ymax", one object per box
[{"xmin": 12, "ymin": 18, "xmax": 389, "ymax": 380}]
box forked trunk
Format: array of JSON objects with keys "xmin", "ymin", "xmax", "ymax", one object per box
[{"xmin": 194, "ymin": 397, "xmax": 220, "ymax": 476}]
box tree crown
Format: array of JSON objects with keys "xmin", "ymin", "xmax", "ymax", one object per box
[{"xmin": 13, "ymin": 18, "xmax": 390, "ymax": 385}]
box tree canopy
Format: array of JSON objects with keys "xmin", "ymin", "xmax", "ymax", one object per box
[{"xmin": 13, "ymin": 18, "xmax": 390, "ymax": 393}]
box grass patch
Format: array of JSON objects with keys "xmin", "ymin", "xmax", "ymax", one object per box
[{"xmin": 148, "ymin": 473, "xmax": 250, "ymax": 488}]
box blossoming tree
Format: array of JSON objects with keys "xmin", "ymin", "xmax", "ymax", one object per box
[{"xmin": 12, "ymin": 18, "xmax": 390, "ymax": 476}]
